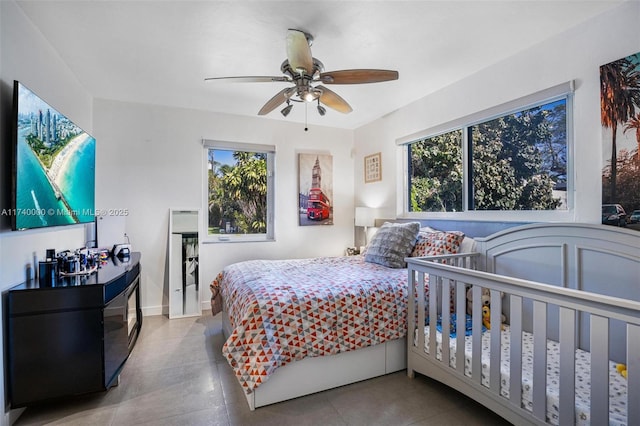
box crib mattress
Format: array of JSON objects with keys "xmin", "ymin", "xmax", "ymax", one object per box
[{"xmin": 419, "ymin": 325, "xmax": 628, "ymax": 425}]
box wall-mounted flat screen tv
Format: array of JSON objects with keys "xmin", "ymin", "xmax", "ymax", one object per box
[{"xmin": 12, "ymin": 81, "xmax": 96, "ymax": 230}]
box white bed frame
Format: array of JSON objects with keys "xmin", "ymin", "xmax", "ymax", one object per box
[
  {"xmin": 221, "ymin": 314, "xmax": 406, "ymax": 410},
  {"xmin": 406, "ymin": 223, "xmax": 640, "ymax": 425}
]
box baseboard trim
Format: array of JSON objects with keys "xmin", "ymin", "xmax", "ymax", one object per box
[
  {"xmin": 141, "ymin": 301, "xmax": 209, "ymax": 317},
  {"xmin": 5, "ymin": 406, "xmax": 25, "ymax": 426},
  {"xmin": 141, "ymin": 305, "xmax": 165, "ymax": 316}
]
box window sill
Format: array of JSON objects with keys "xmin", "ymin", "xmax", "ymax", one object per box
[{"xmin": 203, "ymin": 235, "xmax": 275, "ymax": 244}]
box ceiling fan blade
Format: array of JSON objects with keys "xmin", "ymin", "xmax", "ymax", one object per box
[
  {"xmin": 317, "ymin": 85, "xmax": 352, "ymax": 114},
  {"xmin": 205, "ymin": 76, "xmax": 290, "ymax": 83},
  {"xmin": 318, "ymin": 69, "xmax": 399, "ymax": 84},
  {"xmin": 258, "ymin": 87, "xmax": 294, "ymax": 115},
  {"xmin": 286, "ymin": 29, "xmax": 314, "ymax": 75}
]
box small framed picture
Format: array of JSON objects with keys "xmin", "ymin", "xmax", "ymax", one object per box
[{"xmin": 364, "ymin": 152, "xmax": 382, "ymax": 183}]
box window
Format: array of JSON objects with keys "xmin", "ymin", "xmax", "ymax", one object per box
[
  {"xmin": 203, "ymin": 140, "xmax": 275, "ymax": 242},
  {"xmin": 408, "ymin": 130, "xmax": 463, "ymax": 212},
  {"xmin": 403, "ymin": 83, "xmax": 572, "ymax": 215}
]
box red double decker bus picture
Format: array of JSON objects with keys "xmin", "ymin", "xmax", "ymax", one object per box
[{"xmin": 307, "ymin": 187, "xmax": 331, "ymax": 220}]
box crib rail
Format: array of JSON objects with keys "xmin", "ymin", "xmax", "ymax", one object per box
[{"xmin": 407, "ymin": 256, "xmax": 640, "ymax": 426}]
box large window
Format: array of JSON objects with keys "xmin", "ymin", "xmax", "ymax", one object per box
[
  {"xmin": 405, "ymin": 84, "xmax": 571, "ymax": 214},
  {"xmin": 203, "ymin": 140, "xmax": 275, "ymax": 242}
]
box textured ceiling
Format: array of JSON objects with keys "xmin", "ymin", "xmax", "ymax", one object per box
[{"xmin": 17, "ymin": 1, "xmax": 622, "ymax": 130}]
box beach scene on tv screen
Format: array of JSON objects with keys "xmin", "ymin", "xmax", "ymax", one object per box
[{"xmin": 15, "ymin": 82, "xmax": 95, "ymax": 230}]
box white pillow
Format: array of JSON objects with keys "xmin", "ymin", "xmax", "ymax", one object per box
[{"xmin": 459, "ymin": 236, "xmax": 477, "ymax": 253}]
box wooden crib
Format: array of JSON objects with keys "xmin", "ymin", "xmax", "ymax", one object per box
[{"xmin": 406, "ymin": 223, "xmax": 640, "ymax": 425}]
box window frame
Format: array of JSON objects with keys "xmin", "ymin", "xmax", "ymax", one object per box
[
  {"xmin": 398, "ymin": 82, "xmax": 574, "ymax": 221},
  {"xmin": 202, "ymin": 139, "xmax": 275, "ymax": 243}
]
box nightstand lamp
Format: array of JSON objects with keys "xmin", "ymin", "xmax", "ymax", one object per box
[{"xmin": 355, "ymin": 207, "xmax": 376, "ymax": 246}]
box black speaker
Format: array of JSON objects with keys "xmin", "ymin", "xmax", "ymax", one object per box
[{"xmin": 38, "ymin": 261, "xmax": 57, "ymax": 286}]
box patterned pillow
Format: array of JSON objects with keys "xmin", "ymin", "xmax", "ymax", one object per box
[
  {"xmin": 364, "ymin": 222, "xmax": 421, "ymax": 268},
  {"xmin": 410, "ymin": 230, "xmax": 465, "ymax": 257}
]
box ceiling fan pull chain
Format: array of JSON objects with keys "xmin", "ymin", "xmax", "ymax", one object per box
[{"xmin": 305, "ymin": 102, "xmax": 309, "ymax": 132}]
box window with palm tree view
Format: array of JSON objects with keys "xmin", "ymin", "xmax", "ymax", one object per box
[
  {"xmin": 408, "ymin": 96, "xmax": 568, "ymax": 212},
  {"xmin": 206, "ymin": 145, "xmax": 274, "ymax": 241}
]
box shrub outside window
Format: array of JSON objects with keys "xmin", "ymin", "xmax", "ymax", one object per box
[
  {"xmin": 470, "ymin": 99, "xmax": 567, "ymax": 210},
  {"xmin": 408, "ymin": 130, "xmax": 463, "ymax": 212}
]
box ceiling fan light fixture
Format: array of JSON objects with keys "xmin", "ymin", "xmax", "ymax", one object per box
[
  {"xmin": 300, "ymin": 87, "xmax": 322, "ymax": 103},
  {"xmin": 301, "ymin": 90, "xmax": 314, "ymax": 102},
  {"xmin": 280, "ymin": 103, "xmax": 293, "ymax": 117}
]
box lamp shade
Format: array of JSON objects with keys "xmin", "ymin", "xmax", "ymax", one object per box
[{"xmin": 355, "ymin": 207, "xmax": 375, "ymax": 227}]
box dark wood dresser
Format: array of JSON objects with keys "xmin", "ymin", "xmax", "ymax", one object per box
[{"xmin": 5, "ymin": 252, "xmax": 142, "ymax": 407}]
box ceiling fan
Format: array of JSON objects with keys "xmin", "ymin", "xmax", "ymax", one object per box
[{"xmin": 205, "ymin": 29, "xmax": 399, "ymax": 118}]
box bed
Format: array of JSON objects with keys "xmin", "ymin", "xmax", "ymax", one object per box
[
  {"xmin": 406, "ymin": 223, "xmax": 640, "ymax": 425},
  {"xmin": 209, "ymin": 221, "xmax": 479, "ymax": 410},
  {"xmin": 211, "ymin": 254, "xmax": 408, "ymax": 410}
]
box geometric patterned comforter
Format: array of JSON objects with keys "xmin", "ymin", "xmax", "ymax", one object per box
[{"xmin": 210, "ymin": 255, "xmax": 408, "ymax": 394}]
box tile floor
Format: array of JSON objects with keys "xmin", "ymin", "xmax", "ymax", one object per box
[{"xmin": 14, "ymin": 312, "xmax": 512, "ymax": 425}]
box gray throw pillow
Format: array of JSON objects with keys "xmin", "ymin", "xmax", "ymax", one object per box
[{"xmin": 364, "ymin": 222, "xmax": 421, "ymax": 268}]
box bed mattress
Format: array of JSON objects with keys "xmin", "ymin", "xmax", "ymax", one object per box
[
  {"xmin": 418, "ymin": 324, "xmax": 628, "ymax": 425},
  {"xmin": 212, "ymin": 255, "xmax": 408, "ymax": 394}
]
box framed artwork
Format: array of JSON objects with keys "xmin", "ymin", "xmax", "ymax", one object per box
[
  {"xmin": 298, "ymin": 153, "xmax": 333, "ymax": 226},
  {"xmin": 600, "ymin": 52, "xmax": 640, "ymax": 231},
  {"xmin": 364, "ymin": 152, "xmax": 382, "ymax": 183}
]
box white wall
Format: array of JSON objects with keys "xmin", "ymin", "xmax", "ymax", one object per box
[
  {"xmin": 354, "ymin": 1, "xmax": 640, "ymax": 225},
  {"xmin": 0, "ymin": 0, "xmax": 93, "ymax": 286},
  {"xmin": 93, "ymin": 99, "xmax": 355, "ymax": 315},
  {"xmin": 0, "ymin": 1, "xmax": 94, "ymax": 424}
]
